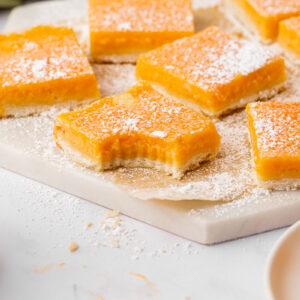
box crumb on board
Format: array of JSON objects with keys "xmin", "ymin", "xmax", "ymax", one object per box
[
  {"xmin": 113, "ymin": 216, "xmax": 121, "ymax": 228},
  {"xmin": 59, "ymin": 262, "xmax": 65, "ymax": 267},
  {"xmin": 69, "ymin": 241, "xmax": 79, "ymax": 252},
  {"xmin": 105, "ymin": 209, "xmax": 119, "ymax": 218},
  {"xmin": 82, "ymin": 264, "xmax": 87, "ymax": 268}
]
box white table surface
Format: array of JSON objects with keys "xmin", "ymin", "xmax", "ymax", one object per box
[{"xmin": 0, "ymin": 9, "xmax": 288, "ymax": 300}]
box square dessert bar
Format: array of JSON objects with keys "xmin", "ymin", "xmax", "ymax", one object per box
[
  {"xmin": 0, "ymin": 25, "xmax": 100, "ymax": 117},
  {"xmin": 136, "ymin": 26, "xmax": 286, "ymax": 116},
  {"xmin": 54, "ymin": 81, "xmax": 221, "ymax": 178},
  {"xmin": 279, "ymin": 16, "xmax": 300, "ymax": 57},
  {"xmin": 230, "ymin": 0, "xmax": 300, "ymax": 40},
  {"xmin": 247, "ymin": 102, "xmax": 300, "ymax": 189},
  {"xmin": 88, "ymin": 0, "xmax": 195, "ymax": 63}
]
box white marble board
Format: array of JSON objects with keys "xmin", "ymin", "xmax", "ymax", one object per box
[{"xmin": 0, "ymin": 0, "xmax": 300, "ymax": 245}]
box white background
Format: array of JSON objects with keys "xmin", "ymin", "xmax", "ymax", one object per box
[{"xmin": 0, "ymin": 9, "xmax": 286, "ymax": 300}]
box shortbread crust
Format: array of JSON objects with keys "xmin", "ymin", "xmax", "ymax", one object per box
[
  {"xmin": 0, "ymin": 97, "xmax": 98, "ymax": 118},
  {"xmin": 150, "ymin": 81, "xmax": 286, "ymax": 116},
  {"xmin": 55, "ymin": 134, "xmax": 216, "ymax": 179},
  {"xmin": 90, "ymin": 53, "xmax": 142, "ymax": 64},
  {"xmin": 257, "ymin": 176, "xmax": 300, "ymax": 190}
]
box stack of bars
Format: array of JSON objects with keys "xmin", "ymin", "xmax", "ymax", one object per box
[{"xmin": 0, "ymin": 0, "xmax": 299, "ymax": 192}]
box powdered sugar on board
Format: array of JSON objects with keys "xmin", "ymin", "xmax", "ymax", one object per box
[
  {"xmin": 114, "ymin": 94, "xmax": 300, "ymax": 201},
  {"xmin": 111, "ymin": 111, "xmax": 261, "ymax": 201},
  {"xmin": 109, "ymin": 110, "xmax": 244, "ymax": 199},
  {"xmin": 92, "ymin": 64, "xmax": 137, "ymax": 97}
]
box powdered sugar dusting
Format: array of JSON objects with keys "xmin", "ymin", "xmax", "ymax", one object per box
[
  {"xmin": 142, "ymin": 27, "xmax": 276, "ymax": 90},
  {"xmin": 3, "ymin": 56, "xmax": 74, "ymax": 85},
  {"xmin": 89, "ymin": 0, "xmax": 194, "ymax": 33},
  {"xmin": 190, "ymin": 40, "xmax": 274, "ymax": 88},
  {"xmin": 249, "ymin": 102, "xmax": 300, "ymax": 155},
  {"xmin": 150, "ymin": 131, "xmax": 168, "ymax": 138},
  {"xmin": 0, "ymin": 26, "xmax": 94, "ymax": 88},
  {"xmin": 123, "ymin": 117, "xmax": 140, "ymax": 131},
  {"xmin": 117, "ymin": 21, "xmax": 132, "ymax": 31},
  {"xmin": 59, "ymin": 81, "xmax": 214, "ymax": 146},
  {"xmin": 250, "ymin": 0, "xmax": 300, "ymax": 16}
]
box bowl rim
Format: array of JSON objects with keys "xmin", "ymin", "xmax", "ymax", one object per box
[{"xmin": 264, "ymin": 220, "xmax": 300, "ymax": 300}]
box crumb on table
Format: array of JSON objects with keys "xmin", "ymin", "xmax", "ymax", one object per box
[
  {"xmin": 105, "ymin": 209, "xmax": 119, "ymax": 218},
  {"xmin": 111, "ymin": 237, "xmax": 120, "ymax": 248},
  {"xmin": 69, "ymin": 241, "xmax": 79, "ymax": 252},
  {"xmin": 87, "ymin": 221, "xmax": 93, "ymax": 228}
]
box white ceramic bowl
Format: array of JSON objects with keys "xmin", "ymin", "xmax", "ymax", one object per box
[{"xmin": 265, "ymin": 221, "xmax": 300, "ymax": 300}]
